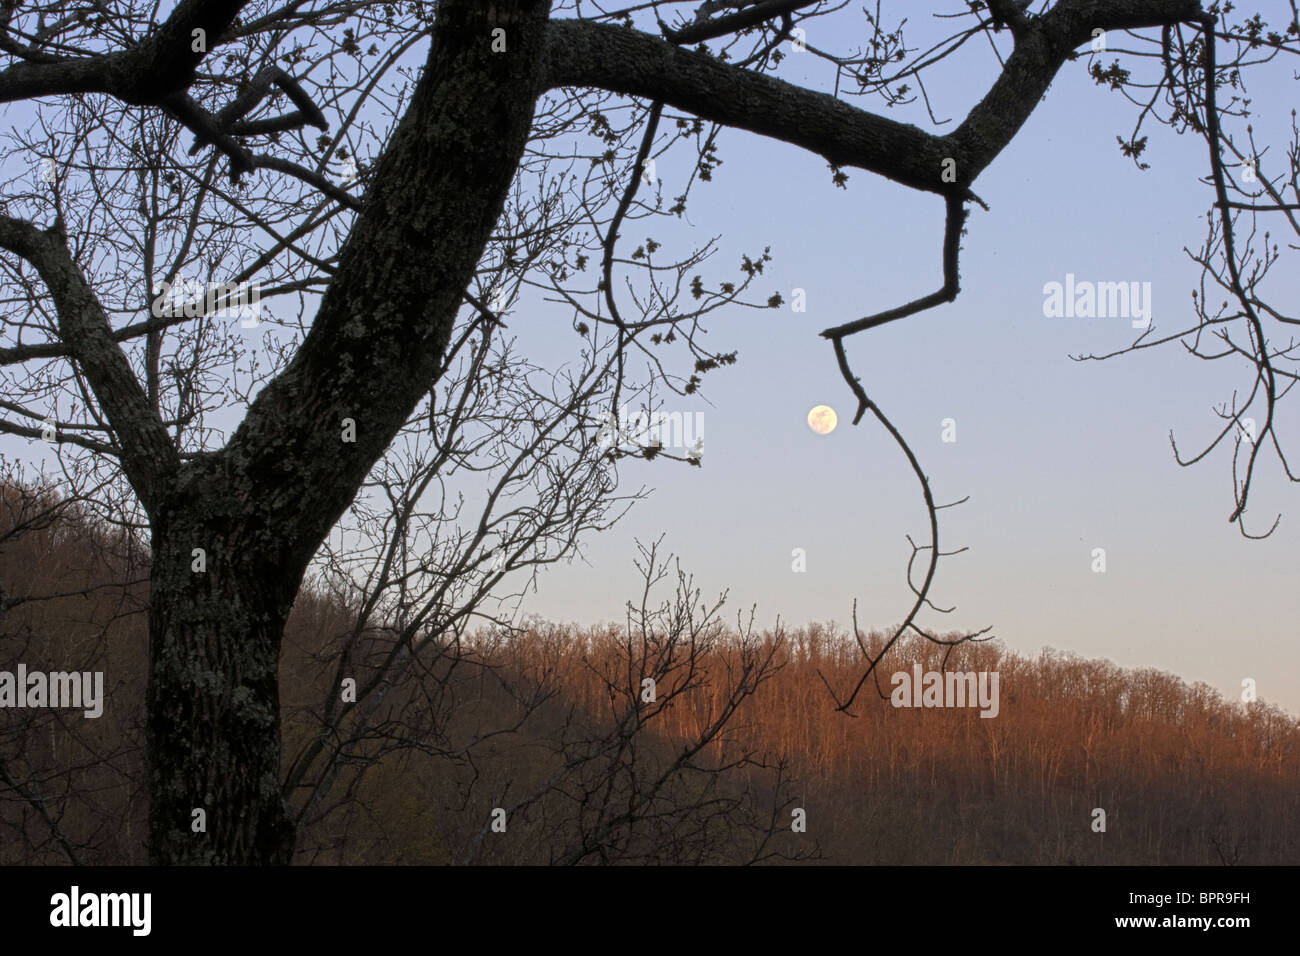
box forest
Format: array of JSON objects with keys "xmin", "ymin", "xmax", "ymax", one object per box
[{"xmin": 3, "ymin": 480, "xmax": 1296, "ymax": 865}]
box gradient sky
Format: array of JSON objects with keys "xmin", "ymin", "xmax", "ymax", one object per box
[{"xmin": 507, "ymin": 4, "xmax": 1300, "ymax": 715}]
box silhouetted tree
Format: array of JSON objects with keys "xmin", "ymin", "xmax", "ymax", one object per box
[{"xmin": 0, "ymin": 0, "xmax": 1294, "ymax": 863}]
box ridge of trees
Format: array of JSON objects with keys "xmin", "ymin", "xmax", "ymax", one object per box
[{"xmin": 3, "ymin": 480, "xmax": 1294, "ymax": 864}]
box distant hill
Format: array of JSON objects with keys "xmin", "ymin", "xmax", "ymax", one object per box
[{"xmin": 2, "ymin": 482, "xmax": 1297, "ymax": 864}]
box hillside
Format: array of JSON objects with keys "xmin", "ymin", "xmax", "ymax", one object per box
[{"xmin": 2, "ymin": 483, "xmax": 1297, "ymax": 864}]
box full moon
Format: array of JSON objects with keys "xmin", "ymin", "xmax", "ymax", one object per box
[{"xmin": 807, "ymin": 404, "xmax": 837, "ymax": 435}]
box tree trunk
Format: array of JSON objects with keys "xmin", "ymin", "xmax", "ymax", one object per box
[
  {"xmin": 140, "ymin": 0, "xmax": 554, "ymax": 864},
  {"xmin": 146, "ymin": 459, "xmax": 299, "ymax": 865}
]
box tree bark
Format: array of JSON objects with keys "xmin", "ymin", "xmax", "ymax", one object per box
[{"xmin": 146, "ymin": 458, "xmax": 297, "ymax": 865}]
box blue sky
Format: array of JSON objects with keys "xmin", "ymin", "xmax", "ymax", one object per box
[{"xmin": 512, "ymin": 5, "xmax": 1300, "ymax": 715}]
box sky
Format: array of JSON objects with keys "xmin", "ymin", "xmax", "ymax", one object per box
[
  {"xmin": 505, "ymin": 4, "xmax": 1300, "ymax": 715},
  {"xmin": 2, "ymin": 3, "xmax": 1296, "ymax": 716}
]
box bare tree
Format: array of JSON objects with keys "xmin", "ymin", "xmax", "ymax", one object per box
[
  {"xmin": 456, "ymin": 538, "xmax": 805, "ymax": 866},
  {"xmin": 0, "ymin": 0, "xmax": 1294, "ymax": 864},
  {"xmin": 281, "ymin": 314, "xmax": 647, "ymax": 843}
]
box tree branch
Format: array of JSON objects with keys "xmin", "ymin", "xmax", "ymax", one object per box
[
  {"xmin": 660, "ymin": 0, "xmax": 819, "ymax": 45},
  {"xmin": 547, "ymin": 0, "xmax": 1204, "ymax": 196},
  {"xmin": 0, "ymin": 215, "xmax": 178, "ymax": 512},
  {"xmin": 0, "ymin": 0, "xmax": 251, "ymax": 105},
  {"xmin": 543, "ymin": 17, "xmax": 956, "ymax": 195}
]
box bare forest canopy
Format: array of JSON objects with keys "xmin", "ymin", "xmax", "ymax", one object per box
[{"xmin": 3, "ymin": 482, "xmax": 1296, "ymax": 865}]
